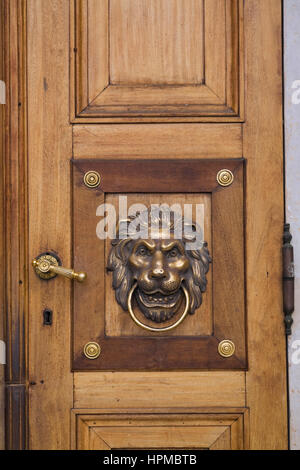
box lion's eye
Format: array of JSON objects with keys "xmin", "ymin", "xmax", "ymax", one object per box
[
  {"xmin": 137, "ymin": 246, "xmax": 149, "ymax": 256},
  {"xmin": 167, "ymin": 248, "xmax": 180, "ymax": 258}
]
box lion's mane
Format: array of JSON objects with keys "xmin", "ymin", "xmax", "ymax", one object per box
[{"xmin": 107, "ymin": 209, "xmax": 211, "ymax": 314}]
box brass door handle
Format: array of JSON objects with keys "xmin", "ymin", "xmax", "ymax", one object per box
[{"xmin": 32, "ymin": 253, "xmax": 87, "ymax": 282}]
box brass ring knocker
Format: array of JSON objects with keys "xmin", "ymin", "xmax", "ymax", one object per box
[{"xmin": 127, "ymin": 283, "xmax": 190, "ymax": 332}]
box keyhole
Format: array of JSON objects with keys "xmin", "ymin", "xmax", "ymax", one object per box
[{"xmin": 43, "ymin": 308, "xmax": 53, "ymax": 326}]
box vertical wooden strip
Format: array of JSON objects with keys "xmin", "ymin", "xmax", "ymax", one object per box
[
  {"xmin": 76, "ymin": 417, "xmax": 91, "ymax": 450},
  {"xmin": 27, "ymin": 0, "xmax": 73, "ymax": 449},
  {"xmin": 225, "ymin": 0, "xmax": 241, "ymax": 112},
  {"xmin": 243, "ymin": 408, "xmax": 250, "ymax": 450},
  {"xmin": 5, "ymin": 0, "xmax": 27, "ymax": 388},
  {"xmin": 230, "ymin": 416, "xmax": 244, "ymax": 450},
  {"xmin": 3, "ymin": 0, "xmax": 28, "ymax": 450},
  {"xmin": 5, "ymin": 385, "xmax": 26, "ymax": 450},
  {"xmin": 204, "ymin": 0, "xmax": 226, "ymax": 101},
  {"xmin": 0, "ymin": 0, "xmax": 6, "ymax": 450},
  {"xmin": 70, "ymin": 0, "xmax": 76, "ymax": 121},
  {"xmin": 73, "ymin": 170, "xmax": 105, "ymax": 359},
  {"xmin": 88, "ymin": 0, "xmax": 109, "ymax": 102},
  {"xmin": 75, "ymin": 0, "xmax": 88, "ymax": 112},
  {"xmin": 244, "ymin": 0, "xmax": 288, "ymax": 449},
  {"xmin": 213, "ymin": 164, "xmax": 245, "ymax": 361},
  {"xmin": 237, "ymin": 0, "xmax": 244, "ymax": 119}
]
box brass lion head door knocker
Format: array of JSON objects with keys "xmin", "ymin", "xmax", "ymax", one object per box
[{"xmin": 107, "ymin": 208, "xmax": 211, "ymax": 332}]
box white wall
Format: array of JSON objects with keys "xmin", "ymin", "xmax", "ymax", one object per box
[{"xmin": 284, "ymin": 0, "xmax": 300, "ymax": 451}]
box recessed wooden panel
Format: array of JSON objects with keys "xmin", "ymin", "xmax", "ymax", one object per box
[
  {"xmin": 105, "ymin": 193, "xmax": 212, "ymax": 337},
  {"xmin": 71, "ymin": 0, "xmax": 243, "ymax": 121},
  {"xmin": 72, "ymin": 409, "xmax": 249, "ymax": 450},
  {"xmin": 110, "ymin": 0, "xmax": 204, "ymax": 86}
]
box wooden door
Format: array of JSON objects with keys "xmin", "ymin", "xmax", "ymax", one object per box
[{"xmin": 3, "ymin": 0, "xmax": 288, "ymax": 450}]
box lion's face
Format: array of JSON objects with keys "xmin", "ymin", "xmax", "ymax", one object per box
[
  {"xmin": 107, "ymin": 209, "xmax": 211, "ymax": 325},
  {"xmin": 128, "ymin": 237, "xmax": 190, "ymax": 323}
]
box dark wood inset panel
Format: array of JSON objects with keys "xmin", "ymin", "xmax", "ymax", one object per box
[
  {"xmin": 71, "ymin": 0, "xmax": 243, "ymax": 121},
  {"xmin": 72, "ymin": 159, "xmax": 246, "ymax": 371},
  {"xmin": 104, "ymin": 193, "xmax": 213, "ymax": 337}
]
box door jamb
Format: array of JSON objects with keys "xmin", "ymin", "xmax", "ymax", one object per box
[{"xmin": 2, "ymin": 0, "xmax": 28, "ymax": 450}]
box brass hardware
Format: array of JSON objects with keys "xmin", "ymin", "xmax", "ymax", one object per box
[
  {"xmin": 217, "ymin": 169, "xmax": 234, "ymax": 187},
  {"xmin": 32, "ymin": 254, "xmax": 87, "ymax": 282},
  {"xmin": 107, "ymin": 208, "xmax": 211, "ymax": 329},
  {"xmin": 218, "ymin": 340, "xmax": 235, "ymax": 358},
  {"xmin": 127, "ymin": 282, "xmax": 190, "ymax": 332},
  {"xmin": 84, "ymin": 341, "xmax": 101, "ymax": 359},
  {"xmin": 83, "ymin": 170, "xmax": 101, "ymax": 188},
  {"xmin": 283, "ymin": 223, "xmax": 294, "ymax": 335}
]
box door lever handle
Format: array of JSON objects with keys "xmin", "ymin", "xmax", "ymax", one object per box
[{"xmin": 32, "ymin": 253, "xmax": 87, "ymax": 282}]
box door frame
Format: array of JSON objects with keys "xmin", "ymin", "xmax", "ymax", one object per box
[
  {"xmin": 1, "ymin": 0, "xmax": 28, "ymax": 450},
  {"xmin": 1, "ymin": 0, "xmax": 288, "ymax": 450}
]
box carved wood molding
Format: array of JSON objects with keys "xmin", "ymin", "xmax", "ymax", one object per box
[
  {"xmin": 72, "ymin": 408, "xmax": 250, "ymax": 450},
  {"xmin": 71, "ymin": 0, "xmax": 244, "ymax": 123},
  {"xmin": 2, "ymin": 0, "xmax": 28, "ymax": 450}
]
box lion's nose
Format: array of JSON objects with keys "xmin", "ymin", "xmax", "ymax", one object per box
[{"xmin": 151, "ymin": 268, "xmax": 165, "ymax": 279}]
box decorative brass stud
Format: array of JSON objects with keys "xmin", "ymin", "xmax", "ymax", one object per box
[
  {"xmin": 32, "ymin": 254, "xmax": 59, "ymax": 280},
  {"xmin": 83, "ymin": 171, "xmax": 101, "ymax": 188},
  {"xmin": 218, "ymin": 340, "xmax": 235, "ymax": 358},
  {"xmin": 217, "ymin": 169, "xmax": 234, "ymax": 187},
  {"xmin": 84, "ymin": 341, "xmax": 101, "ymax": 359}
]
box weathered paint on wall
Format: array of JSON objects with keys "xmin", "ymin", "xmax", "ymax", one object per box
[{"xmin": 284, "ymin": 0, "xmax": 300, "ymax": 451}]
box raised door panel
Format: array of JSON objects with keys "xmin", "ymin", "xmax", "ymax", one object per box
[
  {"xmin": 73, "ymin": 410, "xmax": 249, "ymax": 450},
  {"xmin": 71, "ymin": 0, "xmax": 243, "ymax": 121}
]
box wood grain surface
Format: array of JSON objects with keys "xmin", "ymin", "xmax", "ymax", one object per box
[
  {"xmin": 27, "ymin": 0, "xmax": 73, "ymax": 449},
  {"xmin": 243, "ymin": 0, "xmax": 288, "ymax": 449},
  {"xmin": 3, "ymin": 0, "xmax": 288, "ymax": 450}
]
